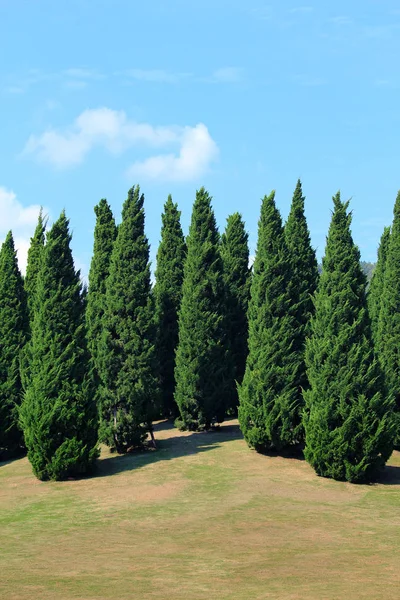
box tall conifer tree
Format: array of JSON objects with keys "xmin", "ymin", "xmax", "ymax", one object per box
[
  {"xmin": 377, "ymin": 192, "xmax": 400, "ymax": 446},
  {"xmin": 284, "ymin": 180, "xmax": 319, "ymax": 435},
  {"xmin": 174, "ymin": 187, "xmax": 232, "ymax": 430},
  {"xmin": 0, "ymin": 232, "xmax": 28, "ymax": 458},
  {"xmin": 86, "ymin": 199, "xmax": 117, "ymax": 374},
  {"xmin": 20, "ymin": 212, "xmax": 98, "ymax": 480},
  {"xmin": 25, "ymin": 209, "xmax": 46, "ymax": 322},
  {"xmin": 220, "ymin": 212, "xmax": 251, "ymax": 412},
  {"xmin": 154, "ymin": 196, "xmax": 186, "ymax": 418},
  {"xmin": 368, "ymin": 226, "xmax": 390, "ymax": 343},
  {"xmin": 285, "ymin": 180, "xmax": 319, "ymax": 338},
  {"xmin": 238, "ymin": 192, "xmax": 301, "ymax": 451},
  {"xmin": 304, "ymin": 193, "xmax": 395, "ymax": 482},
  {"xmin": 99, "ymin": 186, "xmax": 158, "ymax": 452}
]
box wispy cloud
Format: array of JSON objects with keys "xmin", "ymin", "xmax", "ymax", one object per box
[
  {"xmin": 329, "ymin": 16, "xmax": 353, "ymax": 25},
  {"xmin": 362, "ymin": 24, "xmax": 400, "ymax": 39},
  {"xmin": 126, "ymin": 69, "xmax": 191, "ymax": 83},
  {"xmin": 63, "ymin": 80, "xmax": 88, "ymax": 90},
  {"xmin": 3, "ymin": 67, "xmax": 105, "ymax": 95},
  {"xmin": 288, "ymin": 6, "xmax": 313, "ymax": 14},
  {"xmin": 3, "ymin": 69, "xmax": 52, "ymax": 94},
  {"xmin": 207, "ymin": 67, "xmax": 243, "ymax": 83},
  {"xmin": 22, "ymin": 108, "xmax": 219, "ymax": 182},
  {"xmin": 124, "ymin": 67, "xmax": 243, "ymax": 84},
  {"xmin": 63, "ymin": 68, "xmax": 104, "ymax": 80},
  {"xmin": 4, "ymin": 86, "xmax": 25, "ymax": 94},
  {"xmin": 374, "ymin": 78, "xmax": 399, "ymax": 88},
  {"xmin": 4, "ymin": 66, "xmax": 242, "ymax": 95},
  {"xmin": 0, "ymin": 187, "xmax": 49, "ymax": 274},
  {"xmin": 250, "ymin": 6, "xmax": 273, "ymax": 20}
]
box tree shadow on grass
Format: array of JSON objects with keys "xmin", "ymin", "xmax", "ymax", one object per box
[
  {"xmin": 0, "ymin": 449, "xmax": 27, "ymax": 469},
  {"xmin": 376, "ymin": 465, "xmax": 400, "ymax": 486},
  {"xmin": 261, "ymin": 446, "xmax": 306, "ymax": 462},
  {"xmin": 0, "ymin": 457, "xmax": 20, "ymax": 470},
  {"xmin": 94, "ymin": 421, "xmax": 243, "ymax": 479}
]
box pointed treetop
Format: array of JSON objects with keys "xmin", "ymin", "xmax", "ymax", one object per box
[
  {"xmin": 189, "ymin": 187, "xmax": 219, "ymax": 245},
  {"xmin": 321, "ymin": 192, "xmax": 362, "ymax": 282},
  {"xmin": 3, "ymin": 230, "xmax": 15, "ymax": 249},
  {"xmin": 122, "ymin": 185, "xmax": 144, "ymax": 219},
  {"xmin": 0, "ymin": 227, "xmax": 28, "ymax": 457},
  {"xmin": 393, "ymin": 189, "xmax": 400, "ymax": 219},
  {"xmin": 25, "ymin": 209, "xmax": 47, "ymax": 322}
]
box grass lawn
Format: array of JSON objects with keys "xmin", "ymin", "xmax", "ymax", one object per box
[{"xmin": 1, "ymin": 419, "xmax": 400, "ymax": 600}]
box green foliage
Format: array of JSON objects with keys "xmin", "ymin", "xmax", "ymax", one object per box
[
  {"xmin": 24, "ymin": 209, "xmax": 46, "ymax": 323},
  {"xmin": 285, "ymin": 180, "xmax": 319, "ymax": 339},
  {"xmin": 0, "ymin": 232, "xmax": 28, "ymax": 458},
  {"xmin": 154, "ymin": 195, "xmax": 186, "ymax": 418},
  {"xmin": 304, "ymin": 193, "xmax": 395, "ymax": 483},
  {"xmin": 20, "ymin": 212, "xmax": 99, "ymax": 480},
  {"xmin": 86, "ymin": 199, "xmax": 117, "ymax": 375},
  {"xmin": 284, "ymin": 180, "xmax": 319, "ymax": 439},
  {"xmin": 174, "ymin": 187, "xmax": 232, "ymax": 430},
  {"xmin": 220, "ymin": 212, "xmax": 251, "ymax": 412},
  {"xmin": 99, "ymin": 186, "xmax": 158, "ymax": 452},
  {"xmin": 377, "ymin": 192, "xmax": 400, "ymax": 446},
  {"xmin": 368, "ymin": 227, "xmax": 390, "ymax": 342},
  {"xmin": 238, "ymin": 192, "xmax": 301, "ymax": 452}
]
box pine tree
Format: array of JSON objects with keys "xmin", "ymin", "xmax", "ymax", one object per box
[
  {"xmin": 174, "ymin": 187, "xmax": 232, "ymax": 430},
  {"xmin": 99, "ymin": 186, "xmax": 158, "ymax": 452},
  {"xmin": 220, "ymin": 212, "xmax": 251, "ymax": 413},
  {"xmin": 284, "ymin": 180, "xmax": 319, "ymax": 437},
  {"xmin": 20, "ymin": 212, "xmax": 99, "ymax": 480},
  {"xmin": 238, "ymin": 192, "xmax": 301, "ymax": 452},
  {"xmin": 0, "ymin": 232, "xmax": 28, "ymax": 458},
  {"xmin": 24, "ymin": 209, "xmax": 46, "ymax": 323},
  {"xmin": 304, "ymin": 193, "xmax": 395, "ymax": 483},
  {"xmin": 86, "ymin": 199, "xmax": 117, "ymax": 375},
  {"xmin": 368, "ymin": 226, "xmax": 390, "ymax": 343},
  {"xmin": 377, "ymin": 192, "xmax": 400, "ymax": 446},
  {"xmin": 154, "ymin": 195, "xmax": 186, "ymax": 418}
]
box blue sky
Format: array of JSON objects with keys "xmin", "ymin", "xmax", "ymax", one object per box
[{"xmin": 1, "ymin": 0, "xmax": 400, "ymax": 277}]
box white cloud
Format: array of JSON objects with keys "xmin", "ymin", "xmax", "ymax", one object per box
[
  {"xmin": 63, "ymin": 80, "xmax": 88, "ymax": 90},
  {"xmin": 127, "ymin": 123, "xmax": 219, "ymax": 182},
  {"xmin": 0, "ymin": 187, "xmax": 47, "ymax": 275},
  {"xmin": 64, "ymin": 68, "xmax": 103, "ymax": 80},
  {"xmin": 23, "ymin": 108, "xmax": 219, "ymax": 181},
  {"xmin": 329, "ymin": 16, "xmax": 353, "ymax": 25},
  {"xmin": 5, "ymin": 86, "xmax": 25, "ymax": 94},
  {"xmin": 250, "ymin": 6, "xmax": 273, "ymax": 20},
  {"xmin": 210, "ymin": 67, "xmax": 243, "ymax": 83},
  {"xmin": 126, "ymin": 69, "xmax": 191, "ymax": 83},
  {"xmin": 288, "ymin": 6, "xmax": 313, "ymax": 13},
  {"xmin": 124, "ymin": 67, "xmax": 243, "ymax": 85}
]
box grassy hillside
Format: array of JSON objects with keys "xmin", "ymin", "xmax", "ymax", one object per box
[{"xmin": 1, "ymin": 420, "xmax": 399, "ymax": 600}]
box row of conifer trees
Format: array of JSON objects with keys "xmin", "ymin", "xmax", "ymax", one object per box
[{"xmin": 0, "ymin": 181, "xmax": 398, "ymax": 482}]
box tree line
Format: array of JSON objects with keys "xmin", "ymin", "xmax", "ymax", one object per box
[{"xmin": 0, "ymin": 181, "xmax": 398, "ymax": 483}]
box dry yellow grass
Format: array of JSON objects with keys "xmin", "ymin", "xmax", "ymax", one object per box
[{"xmin": 1, "ymin": 420, "xmax": 400, "ymax": 600}]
